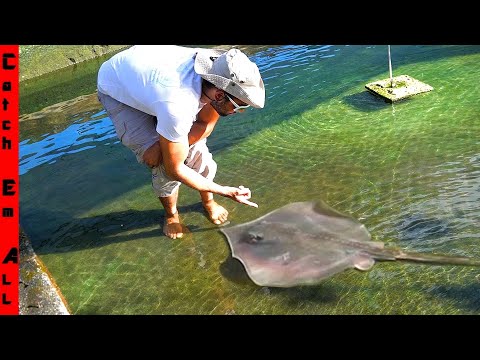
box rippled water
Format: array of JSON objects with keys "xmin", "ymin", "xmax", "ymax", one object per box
[{"xmin": 20, "ymin": 45, "xmax": 480, "ymax": 314}]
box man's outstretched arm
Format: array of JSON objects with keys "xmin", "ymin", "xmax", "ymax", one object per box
[{"xmin": 160, "ymin": 135, "xmax": 258, "ymax": 208}]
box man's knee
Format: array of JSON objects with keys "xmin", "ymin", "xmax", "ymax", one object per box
[
  {"xmin": 186, "ymin": 141, "xmax": 217, "ymax": 179},
  {"xmin": 151, "ymin": 166, "xmax": 181, "ymax": 197},
  {"xmin": 199, "ymin": 160, "xmax": 217, "ymax": 180}
]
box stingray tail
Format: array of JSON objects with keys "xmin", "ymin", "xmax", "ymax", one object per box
[{"xmin": 394, "ymin": 250, "xmax": 480, "ymax": 267}]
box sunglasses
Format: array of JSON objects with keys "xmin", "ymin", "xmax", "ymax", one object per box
[{"xmin": 225, "ymin": 93, "xmax": 250, "ymax": 113}]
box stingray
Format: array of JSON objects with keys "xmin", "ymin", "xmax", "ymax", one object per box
[{"xmin": 220, "ymin": 201, "xmax": 480, "ymax": 287}]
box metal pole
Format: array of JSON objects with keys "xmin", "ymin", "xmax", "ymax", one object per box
[{"xmin": 388, "ymin": 45, "xmax": 395, "ymax": 87}]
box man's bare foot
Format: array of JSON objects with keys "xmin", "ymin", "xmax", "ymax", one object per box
[
  {"xmin": 163, "ymin": 211, "xmax": 188, "ymax": 239},
  {"xmin": 203, "ymin": 200, "xmax": 229, "ymax": 225}
]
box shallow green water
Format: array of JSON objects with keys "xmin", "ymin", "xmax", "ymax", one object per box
[{"xmin": 20, "ymin": 45, "xmax": 480, "ymax": 314}]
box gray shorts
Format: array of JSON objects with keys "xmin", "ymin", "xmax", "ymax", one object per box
[{"xmin": 98, "ymin": 91, "xmax": 217, "ymax": 197}]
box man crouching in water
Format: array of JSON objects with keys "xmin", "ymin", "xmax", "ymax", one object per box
[{"xmin": 97, "ymin": 45, "xmax": 265, "ymax": 239}]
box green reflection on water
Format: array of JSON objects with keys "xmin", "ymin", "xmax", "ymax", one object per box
[{"xmin": 20, "ymin": 45, "xmax": 480, "ymax": 314}]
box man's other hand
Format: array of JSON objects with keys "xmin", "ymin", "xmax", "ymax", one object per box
[{"xmin": 143, "ymin": 141, "xmax": 163, "ymax": 168}]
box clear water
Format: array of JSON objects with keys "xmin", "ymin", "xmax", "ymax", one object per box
[{"xmin": 19, "ymin": 45, "xmax": 480, "ymax": 314}]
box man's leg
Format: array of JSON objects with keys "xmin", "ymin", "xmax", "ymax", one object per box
[
  {"xmin": 158, "ymin": 188, "xmax": 187, "ymax": 239},
  {"xmin": 199, "ymin": 191, "xmax": 229, "ymax": 225},
  {"xmin": 98, "ymin": 91, "xmax": 187, "ymax": 238},
  {"xmin": 184, "ymin": 140, "xmax": 229, "ymax": 225},
  {"xmin": 151, "ymin": 166, "xmax": 189, "ymax": 239}
]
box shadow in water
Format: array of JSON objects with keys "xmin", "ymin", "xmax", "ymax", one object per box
[
  {"xmin": 395, "ymin": 214, "xmax": 453, "ymax": 244},
  {"xmin": 31, "ymin": 202, "xmax": 230, "ymax": 255},
  {"xmin": 271, "ymin": 283, "xmax": 339, "ymax": 306},
  {"xmin": 429, "ymin": 283, "xmax": 480, "ymax": 313},
  {"xmin": 343, "ymin": 90, "xmax": 417, "ymax": 112},
  {"xmin": 219, "ymin": 253, "xmax": 339, "ymax": 304},
  {"xmin": 219, "ymin": 256, "xmax": 257, "ymax": 286}
]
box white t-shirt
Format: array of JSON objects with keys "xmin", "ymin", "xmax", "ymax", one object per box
[{"xmin": 97, "ymin": 45, "xmax": 205, "ymax": 143}]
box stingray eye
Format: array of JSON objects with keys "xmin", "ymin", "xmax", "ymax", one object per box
[
  {"xmin": 254, "ymin": 232, "xmax": 264, "ymax": 240},
  {"xmin": 248, "ymin": 232, "xmax": 264, "ymax": 243}
]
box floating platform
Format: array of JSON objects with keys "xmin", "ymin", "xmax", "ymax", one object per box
[{"xmin": 365, "ymin": 74, "xmax": 433, "ymax": 102}]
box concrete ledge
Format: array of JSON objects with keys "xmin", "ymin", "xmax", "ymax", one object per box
[
  {"xmin": 365, "ymin": 74, "xmax": 434, "ymax": 102},
  {"xmin": 20, "ymin": 229, "xmax": 71, "ymax": 315},
  {"xmin": 19, "ymin": 45, "xmax": 131, "ymax": 82}
]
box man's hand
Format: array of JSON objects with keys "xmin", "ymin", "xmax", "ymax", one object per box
[
  {"xmin": 143, "ymin": 141, "xmax": 163, "ymax": 168},
  {"xmin": 158, "ymin": 134, "xmax": 258, "ymax": 209},
  {"xmin": 222, "ymin": 185, "xmax": 258, "ymax": 208}
]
